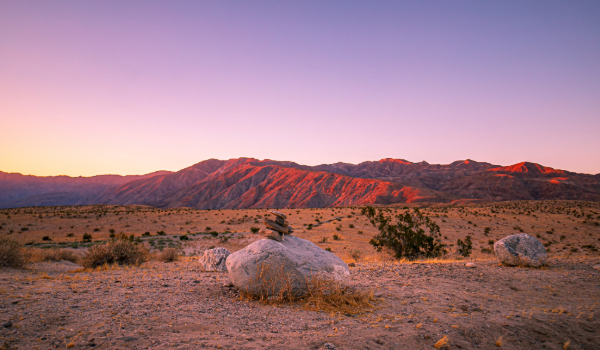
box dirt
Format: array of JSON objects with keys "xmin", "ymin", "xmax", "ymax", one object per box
[{"xmin": 1, "ymin": 257, "xmax": 599, "ymax": 350}]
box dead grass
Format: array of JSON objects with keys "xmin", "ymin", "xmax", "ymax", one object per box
[
  {"xmin": 238, "ymin": 263, "xmax": 375, "ymax": 314},
  {"xmin": 27, "ymin": 248, "xmax": 79, "ymax": 263},
  {"xmin": 0, "ymin": 237, "xmax": 26, "ymax": 268},
  {"xmin": 80, "ymin": 239, "xmax": 148, "ymax": 268},
  {"xmin": 154, "ymin": 248, "xmax": 179, "ymax": 262}
]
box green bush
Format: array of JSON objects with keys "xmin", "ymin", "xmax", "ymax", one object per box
[
  {"xmin": 362, "ymin": 206, "xmax": 446, "ymax": 260},
  {"xmin": 157, "ymin": 231, "xmax": 166, "ymax": 236},
  {"xmin": 0, "ymin": 237, "xmax": 26, "ymax": 268},
  {"xmin": 457, "ymin": 236, "xmax": 473, "ymax": 257},
  {"xmin": 81, "ymin": 238, "xmax": 148, "ymax": 268},
  {"xmin": 82, "ymin": 233, "xmax": 92, "ymax": 242},
  {"xmin": 142, "ymin": 232, "xmax": 151, "ymax": 237},
  {"xmin": 250, "ymin": 226, "xmax": 260, "ymax": 234}
]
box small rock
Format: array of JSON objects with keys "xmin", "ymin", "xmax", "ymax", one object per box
[
  {"xmin": 465, "ymin": 262, "xmax": 476, "ymax": 268},
  {"xmin": 198, "ymin": 247, "xmax": 231, "ymax": 272},
  {"xmin": 320, "ymin": 343, "xmax": 338, "ymax": 350},
  {"xmin": 270, "ymin": 210, "xmax": 287, "ymax": 219},
  {"xmin": 593, "ymin": 265, "xmax": 600, "ymax": 271},
  {"xmin": 3, "ymin": 321, "xmax": 12, "ymax": 328},
  {"xmin": 494, "ymin": 234, "xmax": 547, "ymax": 267},
  {"xmin": 348, "ymin": 262, "xmax": 356, "ymax": 267},
  {"xmin": 259, "ymin": 228, "xmax": 282, "ymax": 241}
]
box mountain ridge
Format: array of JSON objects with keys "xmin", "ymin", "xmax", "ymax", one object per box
[{"xmin": 1, "ymin": 158, "xmax": 599, "ymax": 209}]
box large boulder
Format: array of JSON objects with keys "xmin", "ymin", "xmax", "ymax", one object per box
[
  {"xmin": 198, "ymin": 247, "xmax": 230, "ymax": 272},
  {"xmin": 494, "ymin": 234, "xmax": 547, "ymax": 267},
  {"xmin": 226, "ymin": 235, "xmax": 349, "ymax": 297}
]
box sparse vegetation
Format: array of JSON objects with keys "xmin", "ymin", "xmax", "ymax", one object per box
[
  {"xmin": 457, "ymin": 235, "xmax": 473, "ymax": 257},
  {"xmin": 362, "ymin": 206, "xmax": 446, "ymax": 260},
  {"xmin": 81, "ymin": 237, "xmax": 148, "ymax": 268},
  {"xmin": 0, "ymin": 237, "xmax": 26, "ymax": 268}
]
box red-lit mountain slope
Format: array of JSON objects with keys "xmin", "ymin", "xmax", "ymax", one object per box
[{"xmin": 95, "ymin": 159, "xmax": 453, "ymax": 208}]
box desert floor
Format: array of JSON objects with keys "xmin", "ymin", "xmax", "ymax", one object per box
[
  {"xmin": 1, "ymin": 258, "xmax": 599, "ymax": 350},
  {"xmin": 1, "ymin": 200, "xmax": 600, "ymax": 349}
]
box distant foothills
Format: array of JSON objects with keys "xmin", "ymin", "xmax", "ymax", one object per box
[{"xmin": 1, "ymin": 158, "xmax": 599, "ymax": 209}]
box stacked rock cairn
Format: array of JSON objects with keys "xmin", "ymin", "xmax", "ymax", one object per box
[{"xmin": 259, "ymin": 210, "xmax": 294, "ymax": 241}]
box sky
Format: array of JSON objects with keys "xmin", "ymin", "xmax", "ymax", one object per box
[{"xmin": 1, "ymin": 1, "xmax": 599, "ymax": 177}]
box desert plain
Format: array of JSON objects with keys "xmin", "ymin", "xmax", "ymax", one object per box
[{"xmin": 1, "ymin": 200, "xmax": 599, "ymax": 349}]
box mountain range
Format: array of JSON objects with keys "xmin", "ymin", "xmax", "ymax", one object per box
[{"xmin": 1, "ymin": 158, "xmax": 599, "ymax": 209}]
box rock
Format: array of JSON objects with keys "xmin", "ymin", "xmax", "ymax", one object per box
[
  {"xmin": 198, "ymin": 247, "xmax": 231, "ymax": 272},
  {"xmin": 494, "ymin": 234, "xmax": 547, "ymax": 267},
  {"xmin": 593, "ymin": 264, "xmax": 600, "ymax": 271},
  {"xmin": 320, "ymin": 343, "xmax": 338, "ymax": 350},
  {"xmin": 259, "ymin": 228, "xmax": 282, "ymax": 241},
  {"xmin": 226, "ymin": 235, "xmax": 350, "ymax": 297},
  {"xmin": 270, "ymin": 210, "xmax": 287, "ymax": 219},
  {"xmin": 2, "ymin": 321, "xmax": 12, "ymax": 328},
  {"xmin": 264, "ymin": 218, "xmax": 293, "ymax": 235},
  {"xmin": 465, "ymin": 262, "xmax": 476, "ymax": 268}
]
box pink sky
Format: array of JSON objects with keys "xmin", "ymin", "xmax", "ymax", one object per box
[{"xmin": 1, "ymin": 1, "xmax": 599, "ymax": 176}]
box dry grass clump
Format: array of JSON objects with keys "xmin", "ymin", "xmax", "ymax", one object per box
[
  {"xmin": 302, "ymin": 276, "xmax": 374, "ymax": 314},
  {"xmin": 0, "ymin": 237, "xmax": 26, "ymax": 268},
  {"xmin": 154, "ymin": 248, "xmax": 179, "ymax": 262},
  {"xmin": 28, "ymin": 248, "xmax": 79, "ymax": 263},
  {"xmin": 239, "ymin": 263, "xmax": 374, "ymax": 314},
  {"xmin": 81, "ymin": 239, "xmax": 148, "ymax": 268}
]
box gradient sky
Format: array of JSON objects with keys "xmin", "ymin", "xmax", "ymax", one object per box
[{"xmin": 1, "ymin": 1, "xmax": 599, "ymax": 176}]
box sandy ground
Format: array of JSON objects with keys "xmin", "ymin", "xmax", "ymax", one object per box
[
  {"xmin": 1, "ymin": 201, "xmax": 600, "ymax": 349},
  {"xmin": 1, "ymin": 200, "xmax": 599, "ymax": 261},
  {"xmin": 1, "ymin": 257, "xmax": 599, "ymax": 350}
]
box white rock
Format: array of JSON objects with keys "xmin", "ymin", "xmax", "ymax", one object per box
[
  {"xmin": 494, "ymin": 234, "xmax": 547, "ymax": 267},
  {"xmin": 198, "ymin": 247, "xmax": 230, "ymax": 272},
  {"xmin": 465, "ymin": 262, "xmax": 476, "ymax": 268},
  {"xmin": 593, "ymin": 264, "xmax": 600, "ymax": 271},
  {"xmin": 226, "ymin": 235, "xmax": 349, "ymax": 297}
]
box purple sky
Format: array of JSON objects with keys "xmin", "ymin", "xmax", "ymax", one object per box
[{"xmin": 1, "ymin": 1, "xmax": 599, "ymax": 176}]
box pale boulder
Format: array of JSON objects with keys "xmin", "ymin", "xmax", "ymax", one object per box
[
  {"xmin": 226, "ymin": 235, "xmax": 349, "ymax": 297},
  {"xmin": 494, "ymin": 234, "xmax": 547, "ymax": 267},
  {"xmin": 198, "ymin": 247, "xmax": 231, "ymax": 272}
]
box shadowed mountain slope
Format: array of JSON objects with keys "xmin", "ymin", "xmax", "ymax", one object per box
[{"xmin": 0, "ymin": 171, "xmax": 172, "ymax": 208}]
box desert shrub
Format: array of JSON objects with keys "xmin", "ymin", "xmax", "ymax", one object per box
[
  {"xmin": 142, "ymin": 232, "xmax": 151, "ymax": 237},
  {"xmin": 82, "ymin": 233, "xmax": 92, "ymax": 242},
  {"xmin": 109, "ymin": 229, "xmax": 115, "ymax": 234},
  {"xmin": 484, "ymin": 227, "xmax": 491, "ymax": 235},
  {"xmin": 156, "ymin": 248, "xmax": 178, "ymax": 262},
  {"xmin": 349, "ymin": 249, "xmax": 362, "ymax": 261},
  {"xmin": 0, "ymin": 237, "xmax": 26, "ymax": 268},
  {"xmin": 362, "ymin": 206, "xmax": 446, "ymax": 260},
  {"xmin": 457, "ymin": 236, "xmax": 473, "ymax": 257},
  {"xmin": 28, "ymin": 248, "xmax": 79, "ymax": 263},
  {"xmin": 321, "ymin": 237, "xmax": 327, "ymax": 243},
  {"xmin": 179, "ymin": 235, "xmax": 189, "ymax": 241},
  {"xmin": 333, "ymin": 234, "xmax": 341, "ymax": 240},
  {"xmin": 349, "ymin": 224, "xmax": 355, "ymax": 228},
  {"xmin": 66, "ymin": 233, "xmax": 74, "ymax": 237},
  {"xmin": 250, "ymin": 226, "xmax": 260, "ymax": 234},
  {"xmin": 42, "ymin": 236, "xmax": 51, "ymax": 241},
  {"xmin": 307, "ymin": 224, "xmax": 313, "ymax": 230},
  {"xmin": 81, "ymin": 238, "xmax": 148, "ymax": 268},
  {"xmin": 109, "ymin": 232, "xmax": 116, "ymax": 239},
  {"xmin": 357, "ymin": 230, "xmax": 363, "ymax": 234},
  {"xmin": 157, "ymin": 231, "xmax": 166, "ymax": 236},
  {"xmin": 481, "ymin": 247, "xmax": 493, "ymax": 254},
  {"xmin": 325, "ymin": 247, "xmax": 332, "ymax": 252}
]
